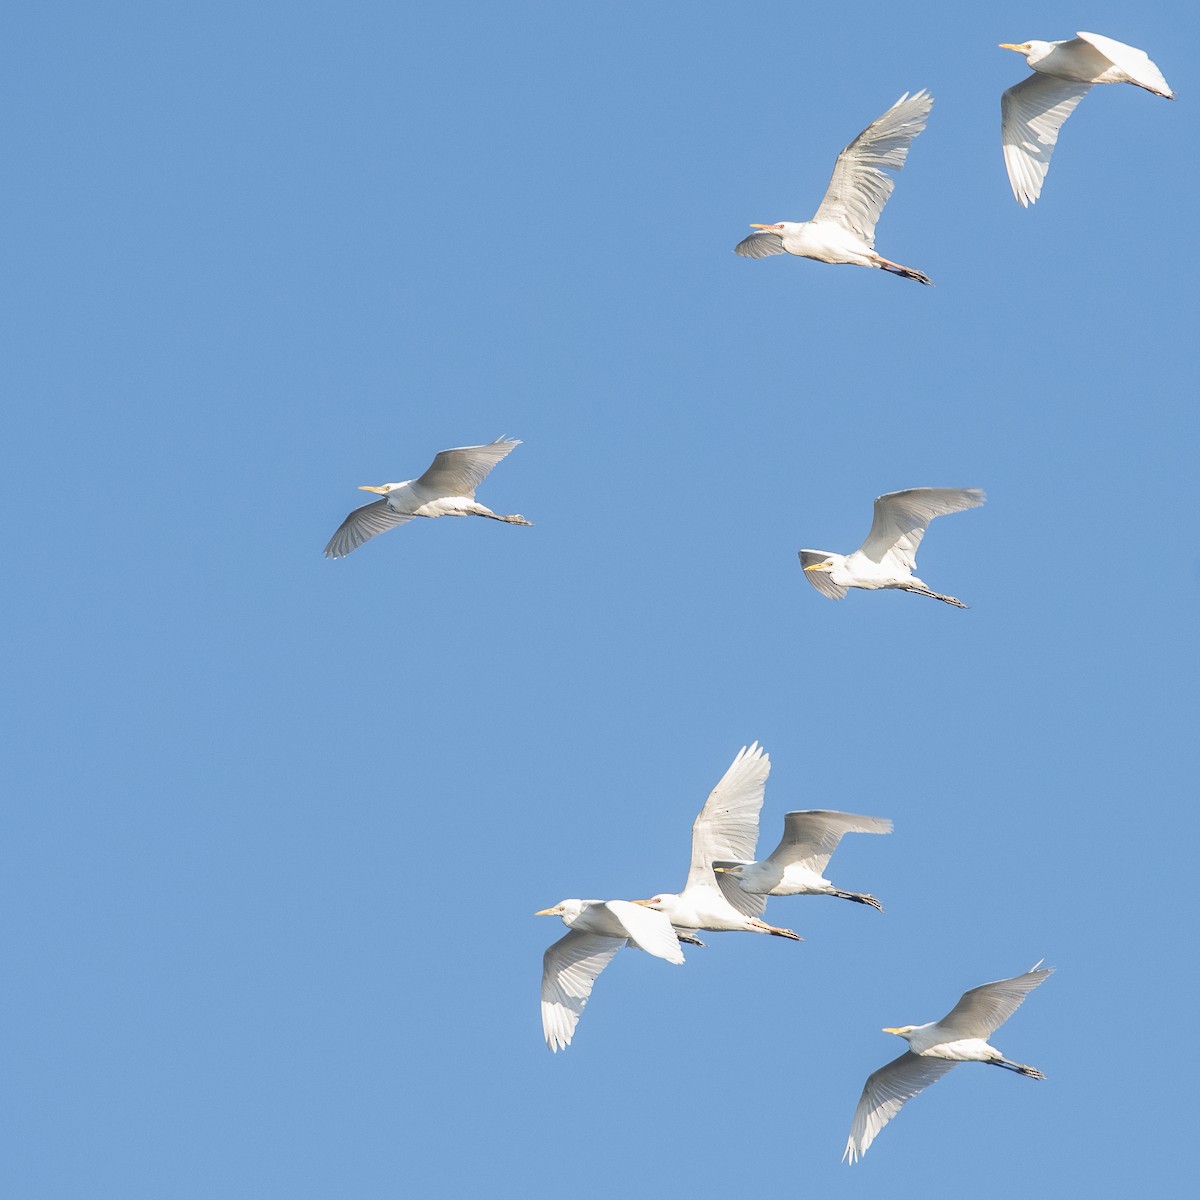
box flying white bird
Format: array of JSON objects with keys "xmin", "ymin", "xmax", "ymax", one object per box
[
  {"xmin": 844, "ymin": 963, "xmax": 1052, "ymax": 1163},
  {"xmin": 536, "ymin": 898, "xmax": 686, "ymax": 1053},
  {"xmin": 734, "ymin": 91, "xmax": 933, "ymax": 284},
  {"xmin": 999, "ymin": 33, "xmax": 1176, "ymax": 207},
  {"xmin": 324, "ymin": 437, "xmax": 531, "ymax": 558},
  {"xmin": 633, "ymin": 744, "xmax": 803, "ymax": 942},
  {"xmin": 800, "ymin": 487, "xmax": 984, "ymax": 608},
  {"xmin": 713, "ymin": 810, "xmax": 892, "ymax": 911}
]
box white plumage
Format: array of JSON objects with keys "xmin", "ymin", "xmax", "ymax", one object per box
[
  {"xmin": 1000, "ymin": 33, "xmax": 1176, "ymax": 207},
  {"xmin": 713, "ymin": 810, "xmax": 892, "ymax": 910},
  {"xmin": 536, "ymin": 898, "xmax": 685, "ymax": 1053},
  {"xmin": 324, "ymin": 437, "xmax": 531, "ymax": 558},
  {"xmin": 800, "ymin": 487, "xmax": 984, "ymax": 607},
  {"xmin": 844, "ymin": 964, "xmax": 1052, "ymax": 1163},
  {"xmin": 633, "ymin": 744, "xmax": 803, "ymax": 941},
  {"xmin": 735, "ymin": 91, "xmax": 933, "ymax": 283}
]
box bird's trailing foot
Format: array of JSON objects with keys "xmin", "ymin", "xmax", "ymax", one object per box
[
  {"xmin": 676, "ymin": 932, "xmax": 705, "ymax": 947},
  {"xmin": 873, "ymin": 254, "xmax": 932, "ymax": 286},
  {"xmin": 835, "ymin": 890, "xmax": 884, "ymax": 912},
  {"xmin": 750, "ymin": 918, "xmax": 803, "ymax": 941},
  {"xmin": 500, "ymin": 514, "xmax": 533, "ymax": 526},
  {"xmin": 992, "ymin": 1058, "xmax": 1046, "ymax": 1079},
  {"xmin": 905, "ymin": 584, "xmax": 968, "ymax": 609}
]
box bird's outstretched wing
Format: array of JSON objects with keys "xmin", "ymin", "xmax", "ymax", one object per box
[
  {"xmin": 812, "ymin": 90, "xmax": 933, "ymax": 243},
  {"xmin": 605, "ymin": 900, "xmax": 686, "ymax": 963},
  {"xmin": 540, "ymin": 930, "xmax": 625, "ymax": 1052},
  {"xmin": 936, "ymin": 963, "xmax": 1053, "ymax": 1041},
  {"xmin": 734, "ymin": 230, "xmax": 787, "ymax": 258},
  {"xmin": 858, "ymin": 488, "xmax": 985, "ymax": 572},
  {"xmin": 1001, "ymin": 75, "xmax": 1091, "ymax": 207},
  {"xmin": 843, "ymin": 1051, "xmax": 959, "ymax": 1163},
  {"xmin": 763, "ymin": 810, "xmax": 893, "ymax": 875},
  {"xmin": 681, "ymin": 744, "xmax": 770, "ymax": 915},
  {"xmin": 324, "ymin": 499, "xmax": 415, "ymax": 558},
  {"xmin": 414, "ymin": 437, "xmax": 521, "ymax": 499},
  {"xmin": 1075, "ymin": 32, "xmax": 1174, "ymax": 97}
]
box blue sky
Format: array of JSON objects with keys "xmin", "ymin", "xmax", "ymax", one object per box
[{"xmin": 4, "ymin": 1, "xmax": 1197, "ymax": 1195}]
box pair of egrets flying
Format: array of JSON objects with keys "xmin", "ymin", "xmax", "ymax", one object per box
[
  {"xmin": 324, "ymin": 441, "xmax": 985, "ymax": 612},
  {"xmin": 536, "ymin": 743, "xmax": 1050, "ymax": 1160},
  {"xmin": 736, "ymin": 33, "xmax": 1175, "ymax": 283}
]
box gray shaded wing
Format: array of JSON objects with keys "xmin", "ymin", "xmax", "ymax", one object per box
[
  {"xmin": 734, "ymin": 231, "xmax": 787, "ymax": 258},
  {"xmin": 798, "ymin": 550, "xmax": 848, "ymax": 600},
  {"xmin": 764, "ymin": 810, "xmax": 893, "ymax": 875},
  {"xmin": 540, "ymin": 929, "xmax": 625, "ymax": 1053},
  {"xmin": 1001, "ymin": 75, "xmax": 1092, "ymax": 207},
  {"xmin": 843, "ymin": 1052, "xmax": 959, "ymax": 1163},
  {"xmin": 936, "ymin": 964, "xmax": 1053, "ymax": 1041},
  {"xmin": 813, "ymin": 90, "xmax": 933, "ymax": 242},
  {"xmin": 324, "ymin": 499, "xmax": 414, "ymax": 558},
  {"xmin": 859, "ymin": 488, "xmax": 985, "ymax": 572},
  {"xmin": 414, "ymin": 437, "xmax": 521, "ymax": 499},
  {"xmin": 604, "ymin": 900, "xmax": 687, "ymax": 963},
  {"xmin": 714, "ymin": 866, "xmax": 768, "ymax": 920}
]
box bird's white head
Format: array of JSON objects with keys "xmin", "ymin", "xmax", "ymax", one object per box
[
  {"xmin": 800, "ymin": 552, "xmax": 838, "ymax": 575},
  {"xmin": 632, "ymin": 895, "xmax": 670, "ymax": 910},
  {"xmin": 535, "ymin": 899, "xmax": 585, "ymax": 923},
  {"xmin": 998, "ymin": 40, "xmax": 1049, "ymax": 63}
]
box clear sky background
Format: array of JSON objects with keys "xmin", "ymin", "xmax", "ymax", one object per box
[{"xmin": 4, "ymin": 2, "xmax": 1197, "ymax": 1196}]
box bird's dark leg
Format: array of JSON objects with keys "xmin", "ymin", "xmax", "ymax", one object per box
[
  {"xmin": 750, "ymin": 918, "xmax": 803, "ymax": 941},
  {"xmin": 873, "ymin": 255, "xmax": 933, "ymax": 286},
  {"xmin": 991, "ymin": 1058, "xmax": 1046, "ymax": 1079},
  {"xmin": 834, "ymin": 890, "xmax": 884, "ymax": 912},
  {"xmin": 903, "ymin": 584, "xmax": 968, "ymax": 609},
  {"xmin": 676, "ymin": 932, "xmax": 705, "ymax": 947}
]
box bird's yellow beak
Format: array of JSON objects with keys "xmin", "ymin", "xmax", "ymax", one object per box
[
  {"xmin": 358, "ymin": 485, "xmax": 387, "ymax": 493},
  {"xmin": 749, "ymin": 223, "xmax": 774, "ymax": 230},
  {"xmin": 882, "ymin": 1027, "xmax": 904, "ymax": 1035},
  {"xmin": 534, "ymin": 907, "xmax": 558, "ymax": 917},
  {"xmin": 631, "ymin": 899, "xmax": 654, "ymax": 906},
  {"xmin": 803, "ymin": 561, "xmax": 830, "ymax": 572},
  {"xmin": 998, "ymin": 43, "xmax": 1026, "ymax": 52}
]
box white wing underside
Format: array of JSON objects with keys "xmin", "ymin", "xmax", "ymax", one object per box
[
  {"xmin": 414, "ymin": 437, "xmax": 520, "ymax": 499},
  {"xmin": 602, "ymin": 900, "xmax": 687, "ymax": 962},
  {"xmin": 844, "ymin": 1051, "xmax": 959, "ymax": 1163},
  {"xmin": 858, "ymin": 488, "xmax": 985, "ymax": 573},
  {"xmin": 323, "ymin": 499, "xmax": 415, "ymax": 558},
  {"xmin": 1001, "ymin": 75, "xmax": 1091, "ymax": 207},
  {"xmin": 936, "ymin": 964, "xmax": 1053, "ymax": 1041},
  {"xmin": 813, "ymin": 90, "xmax": 933, "ymax": 243},
  {"xmin": 733, "ymin": 231, "xmax": 787, "ymax": 258},
  {"xmin": 764, "ymin": 810, "xmax": 893, "ymax": 875},
  {"xmin": 681, "ymin": 744, "xmax": 770, "ymax": 918},
  {"xmin": 540, "ymin": 930, "xmax": 625, "ymax": 1052}
]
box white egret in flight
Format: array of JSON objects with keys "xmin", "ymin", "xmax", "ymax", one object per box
[
  {"xmin": 999, "ymin": 33, "xmax": 1176, "ymax": 207},
  {"xmin": 633, "ymin": 744, "xmax": 803, "ymax": 942},
  {"xmin": 844, "ymin": 963, "xmax": 1052, "ymax": 1163},
  {"xmin": 324, "ymin": 437, "xmax": 531, "ymax": 558},
  {"xmin": 734, "ymin": 91, "xmax": 933, "ymax": 284},
  {"xmin": 536, "ymin": 898, "xmax": 686, "ymax": 1053},
  {"xmin": 713, "ymin": 810, "xmax": 892, "ymax": 911},
  {"xmin": 800, "ymin": 487, "xmax": 984, "ymax": 608}
]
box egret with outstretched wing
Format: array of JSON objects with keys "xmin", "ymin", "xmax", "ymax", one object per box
[
  {"xmin": 324, "ymin": 437, "xmax": 531, "ymax": 558},
  {"xmin": 633, "ymin": 744, "xmax": 802, "ymax": 941},
  {"xmin": 536, "ymin": 899, "xmax": 685, "ymax": 1053},
  {"xmin": 800, "ymin": 487, "xmax": 984, "ymax": 607},
  {"xmin": 844, "ymin": 964, "xmax": 1052, "ymax": 1163},
  {"xmin": 735, "ymin": 91, "xmax": 933, "ymax": 283},
  {"xmin": 999, "ymin": 33, "xmax": 1175, "ymax": 206},
  {"xmin": 714, "ymin": 810, "xmax": 892, "ymax": 910}
]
